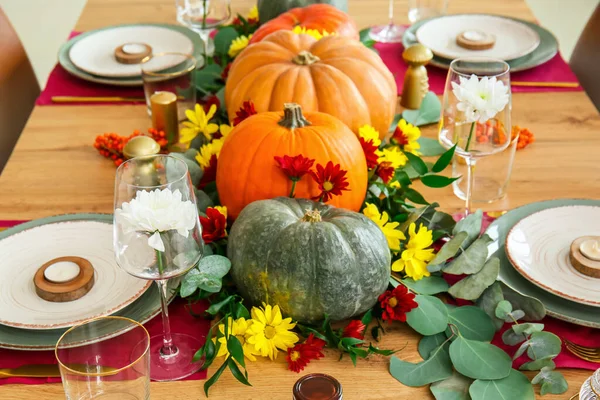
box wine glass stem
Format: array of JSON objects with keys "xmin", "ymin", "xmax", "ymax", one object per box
[
  {"xmin": 388, "ymin": 0, "xmax": 395, "ymax": 24},
  {"xmin": 198, "ymin": 29, "xmax": 210, "ymax": 62},
  {"xmin": 156, "ymin": 279, "xmax": 178, "ymax": 358},
  {"xmin": 465, "ymin": 157, "xmax": 476, "ymax": 216}
]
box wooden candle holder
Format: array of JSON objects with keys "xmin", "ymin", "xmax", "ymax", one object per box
[
  {"xmin": 570, "ymin": 236, "xmax": 600, "ymax": 278},
  {"xmin": 34, "ymin": 256, "xmax": 95, "ymax": 302},
  {"xmin": 456, "ymin": 31, "xmax": 496, "ymax": 51}
]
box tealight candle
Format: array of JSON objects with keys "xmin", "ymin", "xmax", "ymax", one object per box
[
  {"xmin": 122, "ymin": 43, "xmax": 147, "ymax": 55},
  {"xmin": 580, "ymin": 239, "xmax": 600, "ymax": 261},
  {"xmin": 44, "ymin": 261, "xmax": 81, "ymax": 283}
]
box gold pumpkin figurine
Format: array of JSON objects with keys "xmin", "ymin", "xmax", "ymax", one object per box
[{"xmin": 400, "ymin": 44, "xmax": 434, "ymax": 110}]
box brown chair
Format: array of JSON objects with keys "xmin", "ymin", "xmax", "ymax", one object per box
[
  {"xmin": 0, "ymin": 7, "xmax": 40, "ymax": 174},
  {"xmin": 570, "ymin": 3, "xmax": 600, "ymax": 112}
]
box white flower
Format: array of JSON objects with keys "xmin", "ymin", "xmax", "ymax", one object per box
[
  {"xmin": 451, "ymin": 74, "xmax": 510, "ymax": 123},
  {"xmin": 115, "ymin": 188, "xmax": 197, "ymax": 252}
]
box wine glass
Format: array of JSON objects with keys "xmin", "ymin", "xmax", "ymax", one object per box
[
  {"xmin": 369, "ymin": 0, "xmax": 405, "ymax": 43},
  {"xmin": 114, "ymin": 154, "xmax": 204, "ymax": 381},
  {"xmin": 439, "ymin": 58, "xmax": 512, "ymax": 216},
  {"xmin": 176, "ymin": 0, "xmax": 232, "ymax": 59}
]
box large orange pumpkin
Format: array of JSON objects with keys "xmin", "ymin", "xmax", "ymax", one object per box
[
  {"xmin": 216, "ymin": 103, "xmax": 367, "ymax": 219},
  {"xmin": 249, "ymin": 4, "xmax": 359, "ymax": 44},
  {"xmin": 226, "ymin": 30, "xmax": 397, "ymax": 139}
]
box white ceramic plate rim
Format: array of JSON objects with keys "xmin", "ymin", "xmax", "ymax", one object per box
[
  {"xmin": 505, "ymin": 205, "xmax": 600, "ymax": 307},
  {"xmin": 416, "ymin": 14, "xmax": 541, "ymax": 61}
]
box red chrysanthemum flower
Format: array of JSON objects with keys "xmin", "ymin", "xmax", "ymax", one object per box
[
  {"xmin": 274, "ymin": 154, "xmax": 315, "ymax": 181},
  {"xmin": 287, "ymin": 334, "xmax": 326, "ymax": 373},
  {"xmin": 198, "ymin": 154, "xmax": 217, "ymax": 189},
  {"xmin": 202, "ymin": 95, "xmax": 221, "ymax": 115},
  {"xmin": 199, "ymin": 206, "xmax": 227, "ymax": 244},
  {"xmin": 393, "ymin": 126, "xmax": 409, "ymax": 146},
  {"xmin": 342, "ymin": 320, "xmax": 366, "ymax": 340},
  {"xmin": 378, "ymin": 285, "xmax": 418, "ymax": 322},
  {"xmin": 221, "ymin": 63, "xmax": 231, "ymax": 81},
  {"xmin": 359, "ymin": 137, "xmax": 379, "ymax": 170},
  {"xmin": 376, "ymin": 162, "xmax": 395, "ymax": 184},
  {"xmin": 233, "ymin": 100, "xmax": 257, "ymax": 126},
  {"xmin": 309, "ymin": 161, "xmax": 350, "ymax": 203},
  {"xmin": 247, "ymin": 17, "xmax": 259, "ymax": 25},
  {"xmin": 231, "ymin": 16, "xmax": 243, "ymax": 26}
]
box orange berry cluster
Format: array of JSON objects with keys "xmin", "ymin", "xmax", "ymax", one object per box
[
  {"xmin": 93, "ymin": 128, "xmax": 168, "ymax": 166},
  {"xmin": 475, "ymin": 120, "xmax": 508, "ymax": 145},
  {"xmin": 511, "ymin": 126, "xmax": 535, "ymax": 150}
]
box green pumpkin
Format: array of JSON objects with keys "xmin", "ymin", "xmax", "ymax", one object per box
[
  {"xmin": 257, "ymin": 0, "xmax": 348, "ymax": 24},
  {"xmin": 228, "ymin": 197, "xmax": 390, "ymax": 323}
]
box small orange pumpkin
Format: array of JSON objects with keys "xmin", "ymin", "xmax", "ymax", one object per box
[
  {"xmin": 226, "ymin": 30, "xmax": 397, "ymax": 139},
  {"xmin": 216, "ymin": 103, "xmax": 367, "ymax": 219},
  {"xmin": 249, "ymin": 4, "xmax": 359, "ymax": 44}
]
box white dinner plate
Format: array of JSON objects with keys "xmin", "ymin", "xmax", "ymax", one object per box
[
  {"xmin": 416, "ymin": 14, "xmax": 540, "ymax": 61},
  {"xmin": 0, "ymin": 220, "xmax": 150, "ymax": 329},
  {"xmin": 505, "ymin": 205, "xmax": 600, "ymax": 307},
  {"xmin": 69, "ymin": 25, "xmax": 194, "ymax": 78}
]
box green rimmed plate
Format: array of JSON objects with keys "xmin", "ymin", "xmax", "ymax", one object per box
[
  {"xmin": 0, "ymin": 214, "xmax": 175, "ymax": 350},
  {"xmin": 57, "ymin": 24, "xmax": 205, "ymax": 86},
  {"xmin": 403, "ymin": 15, "xmax": 558, "ymax": 72},
  {"xmin": 486, "ymin": 199, "xmax": 600, "ymax": 328}
]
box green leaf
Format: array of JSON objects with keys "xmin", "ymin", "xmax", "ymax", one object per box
[
  {"xmin": 475, "ymin": 282, "xmax": 505, "ymax": 331},
  {"xmin": 215, "ymin": 86, "xmax": 226, "ymax": 111},
  {"xmin": 390, "ymin": 346, "xmax": 453, "ymax": 387},
  {"xmin": 448, "ymin": 257, "xmax": 499, "ymax": 300},
  {"xmin": 207, "ymin": 295, "xmax": 235, "ymax": 315},
  {"xmin": 519, "ymin": 357, "xmax": 555, "ymax": 371},
  {"xmin": 405, "ymin": 188, "xmax": 430, "ymax": 205},
  {"xmin": 512, "ymin": 323, "xmax": 544, "ymax": 336},
  {"xmin": 432, "ymin": 145, "xmax": 457, "ymax": 173},
  {"xmin": 469, "ymin": 369, "xmax": 535, "ymax": 400},
  {"xmin": 194, "ymin": 63, "xmax": 224, "ymax": 92},
  {"xmin": 501, "ymin": 329, "xmax": 527, "ymax": 346},
  {"xmin": 401, "ymin": 276, "xmax": 449, "ymax": 295},
  {"xmin": 404, "ymin": 151, "xmax": 429, "ymax": 176},
  {"xmin": 227, "ymin": 335, "xmax": 246, "ymax": 368},
  {"xmin": 418, "ymin": 333, "xmax": 448, "ymax": 359},
  {"xmin": 359, "ymin": 27, "xmax": 371, "ymax": 42},
  {"xmin": 339, "ymin": 337, "xmax": 364, "ymax": 350},
  {"xmin": 453, "ymin": 209, "xmax": 483, "ymax": 249},
  {"xmin": 348, "ymin": 351, "xmax": 357, "ymax": 366},
  {"xmin": 361, "ymin": 309, "xmax": 373, "ymax": 326},
  {"xmin": 428, "ymin": 232, "xmax": 468, "ymax": 268},
  {"xmin": 368, "ymin": 344, "xmax": 397, "ymax": 356},
  {"xmin": 512, "ymin": 340, "xmax": 529, "ymax": 360},
  {"xmin": 180, "ymin": 255, "xmax": 231, "ymax": 296},
  {"xmin": 527, "ymin": 331, "xmax": 561, "ymax": 359},
  {"xmin": 198, "ymin": 255, "xmax": 231, "ymax": 277},
  {"xmin": 494, "ymin": 300, "xmax": 513, "ymax": 320},
  {"xmin": 406, "ymin": 295, "xmax": 449, "ymax": 336},
  {"xmin": 234, "ymin": 301, "xmax": 250, "ymax": 319},
  {"xmin": 533, "ymin": 368, "xmax": 568, "ymax": 395},
  {"xmin": 214, "ymin": 26, "xmax": 239, "ymax": 55},
  {"xmin": 169, "ymin": 152, "xmax": 203, "ymax": 187},
  {"xmin": 449, "ymin": 337, "xmax": 512, "ymax": 380},
  {"xmin": 430, "ymin": 372, "xmax": 473, "ymax": 400},
  {"xmin": 417, "ymin": 137, "xmax": 447, "ymax": 157},
  {"xmin": 389, "ymin": 113, "xmax": 403, "ymax": 133},
  {"xmin": 402, "ymin": 91, "xmax": 441, "ymax": 127},
  {"xmin": 227, "ymin": 357, "xmax": 252, "ymax": 387},
  {"xmin": 444, "ymin": 234, "xmax": 493, "ymax": 275},
  {"xmin": 500, "ymin": 283, "xmax": 546, "ymax": 321},
  {"xmin": 194, "ymin": 188, "xmax": 214, "ymax": 213},
  {"xmin": 394, "ymin": 170, "xmax": 412, "ymax": 188},
  {"xmin": 448, "ymin": 306, "xmax": 496, "ymax": 342},
  {"xmin": 421, "ymin": 174, "xmax": 459, "ymax": 188},
  {"xmin": 203, "ymin": 359, "xmax": 229, "ymax": 396}
]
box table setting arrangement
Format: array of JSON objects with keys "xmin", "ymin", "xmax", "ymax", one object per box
[{"xmin": 1, "ymin": 0, "xmax": 599, "ymax": 399}]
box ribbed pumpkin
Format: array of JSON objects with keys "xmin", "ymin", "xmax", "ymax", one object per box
[
  {"xmin": 228, "ymin": 197, "xmax": 391, "ymax": 323},
  {"xmin": 249, "ymin": 4, "xmax": 358, "ymax": 44},
  {"xmin": 216, "ymin": 103, "xmax": 367, "ymax": 219},
  {"xmin": 226, "ymin": 30, "xmax": 397, "ymax": 139},
  {"xmin": 257, "ymin": 0, "xmax": 348, "ymax": 24}
]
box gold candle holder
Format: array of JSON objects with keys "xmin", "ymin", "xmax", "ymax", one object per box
[
  {"xmin": 150, "ymin": 91, "xmax": 179, "ymax": 146},
  {"xmin": 400, "ymin": 44, "xmax": 434, "ymax": 110}
]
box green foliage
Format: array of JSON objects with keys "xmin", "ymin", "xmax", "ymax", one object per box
[
  {"xmin": 431, "ymin": 145, "xmax": 456, "ymax": 173},
  {"xmin": 448, "ymin": 306, "xmax": 495, "ymax": 342},
  {"xmin": 169, "ymin": 152, "xmax": 203, "ymax": 186},
  {"xmin": 180, "ymin": 255, "xmax": 231, "ymax": 296},
  {"xmin": 449, "ymin": 337, "xmax": 512, "ymax": 380},
  {"xmin": 469, "ymin": 369, "xmax": 535, "ymax": 400},
  {"xmin": 430, "ymin": 372, "xmax": 473, "ymax": 400},
  {"xmin": 475, "ymin": 283, "xmax": 505, "ymax": 331},
  {"xmin": 195, "ymin": 63, "xmax": 224, "ymax": 95},
  {"xmin": 500, "ymin": 283, "xmax": 546, "ymax": 321},
  {"xmin": 444, "ymin": 235, "xmax": 492, "ymax": 275},
  {"xmin": 428, "ymin": 232, "xmax": 468, "ymax": 269},
  {"xmin": 406, "ymin": 295, "xmax": 449, "ymax": 336},
  {"xmin": 418, "ymin": 137, "xmax": 447, "ymax": 157},
  {"xmin": 402, "ymin": 92, "xmax": 441, "ymax": 127},
  {"xmin": 533, "ymin": 367, "xmax": 568, "ymax": 395},
  {"xmin": 390, "ymin": 344, "xmax": 453, "ymax": 387},
  {"xmin": 448, "ymin": 258, "xmax": 499, "ymax": 300},
  {"xmin": 452, "ymin": 209, "xmax": 483, "ymax": 249},
  {"xmin": 213, "ymin": 27, "xmax": 239, "ymax": 56},
  {"xmin": 401, "ymin": 276, "xmax": 449, "ymax": 295},
  {"xmin": 421, "ymin": 175, "xmax": 459, "ymax": 188},
  {"xmin": 419, "ymin": 333, "xmax": 449, "ymax": 359}
]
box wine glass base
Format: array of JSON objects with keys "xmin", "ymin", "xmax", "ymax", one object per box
[
  {"xmin": 369, "ymin": 24, "xmax": 406, "ymax": 43},
  {"xmin": 147, "ymin": 333, "xmax": 204, "ymax": 382}
]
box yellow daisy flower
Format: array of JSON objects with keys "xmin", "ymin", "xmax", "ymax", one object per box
[
  {"xmin": 389, "ymin": 181, "xmax": 400, "ymax": 189},
  {"xmin": 180, "ymin": 104, "xmax": 219, "ymax": 144},
  {"xmin": 392, "ymin": 223, "xmax": 435, "ymax": 281},
  {"xmin": 219, "ymin": 124, "xmax": 233, "ymax": 139},
  {"xmin": 246, "ymin": 304, "xmax": 298, "ymax": 360},
  {"xmin": 247, "ymin": 5, "xmax": 258, "ymax": 20},
  {"xmin": 394, "ymin": 119, "xmax": 421, "ymax": 155},
  {"xmin": 377, "ymin": 146, "xmax": 407, "ymax": 169},
  {"xmin": 195, "ymin": 138, "xmax": 224, "ymax": 170},
  {"xmin": 292, "ymin": 25, "xmax": 335, "ymax": 41},
  {"xmin": 214, "ymin": 205, "xmax": 227, "ymax": 219},
  {"xmin": 358, "ymin": 124, "xmax": 382, "ymax": 147},
  {"xmin": 216, "ymin": 317, "xmax": 259, "ymax": 361},
  {"xmin": 362, "ymin": 202, "xmax": 406, "ymax": 251},
  {"xmin": 228, "ymin": 34, "xmax": 252, "ymax": 58}
]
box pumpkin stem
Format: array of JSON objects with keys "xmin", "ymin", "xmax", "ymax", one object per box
[
  {"xmin": 278, "ymin": 103, "xmax": 311, "ymax": 129},
  {"xmin": 292, "ymin": 50, "xmax": 320, "ymax": 65},
  {"xmin": 301, "ymin": 209, "xmax": 322, "ymax": 223}
]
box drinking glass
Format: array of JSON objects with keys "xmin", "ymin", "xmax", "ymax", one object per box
[
  {"xmin": 369, "ymin": 0, "xmax": 405, "ymax": 43},
  {"xmin": 439, "ymin": 58, "xmax": 511, "ymax": 215},
  {"xmin": 114, "ymin": 155, "xmax": 204, "ymax": 381},
  {"xmin": 141, "ymin": 52, "xmax": 197, "ymax": 121},
  {"xmin": 408, "ymin": 0, "xmax": 448, "ymax": 23},
  {"xmin": 176, "ymin": 0, "xmax": 232, "ymax": 58},
  {"xmin": 56, "ymin": 316, "xmax": 150, "ymax": 400}
]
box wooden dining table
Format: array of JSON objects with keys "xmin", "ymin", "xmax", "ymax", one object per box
[{"xmin": 1, "ymin": 0, "xmax": 599, "ymax": 399}]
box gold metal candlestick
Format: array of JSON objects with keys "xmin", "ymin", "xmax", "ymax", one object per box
[
  {"xmin": 400, "ymin": 44, "xmax": 434, "ymax": 110},
  {"xmin": 150, "ymin": 91, "xmax": 179, "ymax": 146},
  {"xmin": 123, "ymin": 136, "xmax": 160, "ymax": 160}
]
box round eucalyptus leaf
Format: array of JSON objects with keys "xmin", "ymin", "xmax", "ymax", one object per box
[
  {"xmin": 519, "ymin": 357, "xmax": 555, "ymax": 371},
  {"xmin": 448, "ymin": 257, "xmax": 499, "ymax": 300},
  {"xmin": 430, "ymin": 372, "xmax": 473, "ymax": 400},
  {"xmin": 526, "ymin": 331, "xmax": 561, "ymax": 360},
  {"xmin": 469, "ymin": 369, "xmax": 535, "ymax": 400},
  {"xmin": 418, "ymin": 333, "xmax": 448, "ymax": 359},
  {"xmin": 444, "ymin": 234, "xmax": 492, "ymax": 275},
  {"xmin": 448, "ymin": 306, "xmax": 496, "ymax": 342},
  {"xmin": 449, "ymin": 337, "xmax": 512, "ymax": 380},
  {"xmin": 390, "ymin": 346, "xmax": 453, "ymax": 387},
  {"xmin": 475, "ymin": 282, "xmax": 505, "ymax": 331},
  {"xmin": 452, "ymin": 209, "xmax": 483, "ymax": 249},
  {"xmin": 406, "ymin": 295, "xmax": 449, "ymax": 336},
  {"xmin": 401, "ymin": 276, "xmax": 449, "ymax": 295},
  {"xmin": 495, "ymin": 300, "xmax": 512, "ymax": 319}
]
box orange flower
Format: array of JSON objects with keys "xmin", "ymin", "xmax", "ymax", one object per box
[{"xmin": 309, "ymin": 161, "xmax": 350, "ymax": 203}]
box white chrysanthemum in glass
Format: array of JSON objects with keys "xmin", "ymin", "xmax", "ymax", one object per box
[
  {"xmin": 115, "ymin": 188, "xmax": 197, "ymax": 252},
  {"xmin": 451, "ymin": 74, "xmax": 510, "ymax": 123}
]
